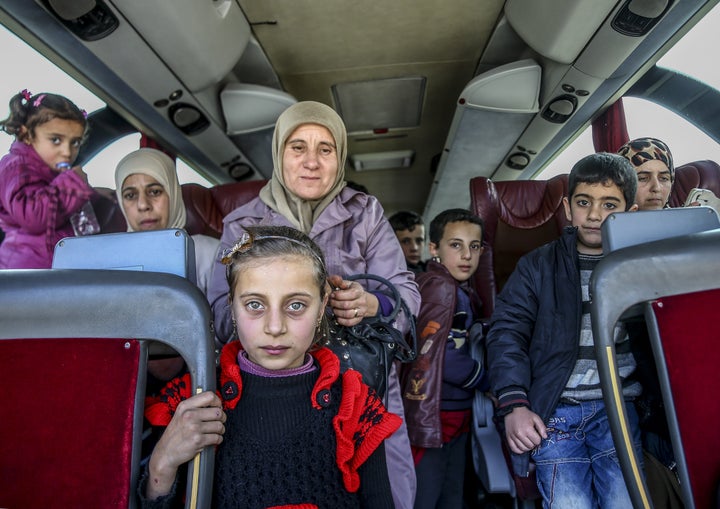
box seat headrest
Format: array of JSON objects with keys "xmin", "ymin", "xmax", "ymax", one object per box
[
  {"xmin": 470, "ymin": 174, "xmax": 570, "ymax": 318},
  {"xmin": 52, "ymin": 229, "xmax": 197, "ymax": 284},
  {"xmin": 669, "ymin": 160, "xmax": 720, "ymax": 208}
]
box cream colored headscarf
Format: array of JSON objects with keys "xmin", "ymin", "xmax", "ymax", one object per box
[
  {"xmin": 259, "ymin": 101, "xmax": 347, "ymax": 233},
  {"xmin": 114, "ymin": 148, "xmax": 187, "ymax": 231}
]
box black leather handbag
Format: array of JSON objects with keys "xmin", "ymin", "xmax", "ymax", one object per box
[{"xmin": 323, "ymin": 273, "xmax": 416, "ymax": 398}]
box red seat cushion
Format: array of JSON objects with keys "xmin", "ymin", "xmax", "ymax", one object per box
[
  {"xmin": 0, "ymin": 338, "xmax": 140, "ymax": 508},
  {"xmin": 652, "ymin": 289, "xmax": 720, "ymax": 509}
]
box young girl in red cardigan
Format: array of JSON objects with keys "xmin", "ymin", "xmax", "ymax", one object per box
[{"xmin": 140, "ymin": 225, "xmax": 400, "ymax": 509}]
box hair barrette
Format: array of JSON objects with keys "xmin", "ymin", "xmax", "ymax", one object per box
[
  {"xmin": 81, "ymin": 109, "xmax": 88, "ymax": 119},
  {"xmin": 221, "ymin": 231, "xmax": 324, "ymax": 267},
  {"xmin": 20, "ymin": 89, "xmax": 32, "ymax": 102},
  {"xmin": 221, "ymin": 232, "xmax": 253, "ymax": 265},
  {"xmin": 32, "ymin": 94, "xmax": 46, "ymax": 108}
]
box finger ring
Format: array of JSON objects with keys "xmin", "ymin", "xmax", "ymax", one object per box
[{"xmin": 353, "ymin": 308, "xmax": 359, "ymax": 318}]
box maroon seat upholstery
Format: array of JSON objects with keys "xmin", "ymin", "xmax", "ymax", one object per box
[
  {"xmin": 182, "ymin": 180, "xmax": 266, "ymax": 237},
  {"xmin": 668, "ymin": 160, "xmax": 720, "ymax": 208},
  {"xmin": 0, "ymin": 338, "xmax": 141, "ymax": 508},
  {"xmin": 469, "ymin": 174, "xmax": 569, "ymax": 319},
  {"xmin": 91, "ymin": 188, "xmax": 128, "ymax": 233},
  {"xmin": 651, "ymin": 289, "xmax": 720, "ymax": 509}
]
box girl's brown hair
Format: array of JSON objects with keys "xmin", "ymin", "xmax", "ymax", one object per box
[{"xmin": 0, "ymin": 91, "xmax": 88, "ymax": 143}]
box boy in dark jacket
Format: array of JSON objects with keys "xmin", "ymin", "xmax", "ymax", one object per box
[
  {"xmin": 487, "ymin": 153, "xmax": 641, "ymax": 508},
  {"xmin": 401, "ymin": 208, "xmax": 488, "ymax": 509}
]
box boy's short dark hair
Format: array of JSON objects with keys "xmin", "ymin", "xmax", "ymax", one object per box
[
  {"xmin": 568, "ymin": 152, "xmax": 638, "ymax": 210},
  {"xmin": 389, "ymin": 210, "xmax": 424, "ymax": 232},
  {"xmin": 429, "ymin": 208, "xmax": 484, "ymax": 244}
]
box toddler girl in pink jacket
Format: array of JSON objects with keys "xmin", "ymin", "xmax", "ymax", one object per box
[{"xmin": 0, "ymin": 90, "xmax": 93, "ymax": 268}]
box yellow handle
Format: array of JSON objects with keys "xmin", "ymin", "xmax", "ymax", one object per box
[{"xmin": 189, "ymin": 386, "xmax": 203, "ymax": 509}]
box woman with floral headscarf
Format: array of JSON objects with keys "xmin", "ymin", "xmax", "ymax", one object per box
[
  {"xmin": 617, "ymin": 137, "xmax": 675, "ymax": 210},
  {"xmin": 207, "ymin": 101, "xmax": 420, "ymax": 509}
]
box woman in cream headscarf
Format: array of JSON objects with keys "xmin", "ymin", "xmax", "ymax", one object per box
[
  {"xmin": 259, "ymin": 100, "xmax": 348, "ymax": 234},
  {"xmin": 114, "ymin": 148, "xmax": 220, "ymax": 296},
  {"xmin": 207, "ymin": 101, "xmax": 420, "ymax": 509}
]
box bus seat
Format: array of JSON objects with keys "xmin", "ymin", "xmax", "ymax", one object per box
[
  {"xmin": 669, "ymin": 160, "xmax": 720, "ymax": 208},
  {"xmin": 602, "ymin": 206, "xmax": 720, "ymax": 255},
  {"xmin": 471, "ymin": 393, "xmax": 515, "ymax": 493},
  {"xmin": 53, "ymin": 228, "xmax": 197, "ymax": 286},
  {"xmin": 591, "ymin": 226, "xmax": 720, "ymax": 509},
  {"xmin": 468, "ymin": 326, "xmax": 515, "ymax": 498},
  {"xmin": 469, "ymin": 174, "xmax": 569, "ymax": 319},
  {"xmin": 0, "ymin": 270, "xmax": 216, "ymax": 509},
  {"xmin": 467, "ymin": 175, "xmax": 569, "ymax": 504},
  {"xmin": 183, "ymin": 180, "xmax": 266, "ymax": 238},
  {"xmin": 92, "ymin": 187, "xmax": 128, "ymax": 233},
  {"xmin": 650, "ymin": 289, "xmax": 720, "ymax": 509},
  {"xmin": 181, "ymin": 182, "xmax": 226, "ymax": 238}
]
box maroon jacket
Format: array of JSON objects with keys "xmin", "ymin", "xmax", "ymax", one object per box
[{"xmin": 401, "ymin": 261, "xmax": 483, "ymax": 448}]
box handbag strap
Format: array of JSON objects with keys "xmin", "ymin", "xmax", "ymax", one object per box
[{"xmin": 344, "ymin": 273, "xmax": 417, "ymax": 363}]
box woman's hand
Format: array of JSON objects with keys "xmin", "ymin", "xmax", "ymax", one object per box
[
  {"xmin": 327, "ymin": 274, "xmax": 379, "ymax": 326},
  {"xmin": 146, "ymin": 391, "xmax": 226, "ymax": 499}
]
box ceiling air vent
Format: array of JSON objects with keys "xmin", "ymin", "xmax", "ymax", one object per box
[
  {"xmin": 506, "ymin": 152, "xmax": 530, "ymax": 170},
  {"xmin": 46, "ymin": 0, "xmax": 119, "ymax": 41},
  {"xmin": 541, "ymin": 94, "xmax": 577, "ymax": 124},
  {"xmin": 349, "ymin": 150, "xmax": 415, "ymax": 172},
  {"xmin": 611, "ymin": 0, "xmax": 673, "ymax": 37},
  {"xmin": 168, "ymin": 103, "xmax": 209, "ymax": 135}
]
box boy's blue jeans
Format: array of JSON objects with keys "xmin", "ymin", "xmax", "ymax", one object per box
[{"xmin": 532, "ymin": 399, "xmax": 642, "ymax": 508}]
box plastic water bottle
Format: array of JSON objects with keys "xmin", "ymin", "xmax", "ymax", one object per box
[{"xmin": 57, "ymin": 162, "xmax": 101, "ymax": 236}]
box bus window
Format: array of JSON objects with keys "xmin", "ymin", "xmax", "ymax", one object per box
[
  {"xmin": 624, "ymin": 96, "xmax": 720, "ymax": 164},
  {"xmin": 0, "ymin": 24, "xmax": 214, "ymax": 190},
  {"xmin": 537, "ymin": 128, "xmax": 594, "ymax": 179},
  {"xmin": 537, "ymin": 2, "xmax": 720, "ymax": 180},
  {"xmin": 84, "ymin": 134, "xmax": 213, "ymax": 189},
  {"xmin": 0, "ymin": 25, "xmax": 101, "ymax": 155},
  {"xmin": 537, "ymin": 95, "xmax": 720, "ymax": 181}
]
